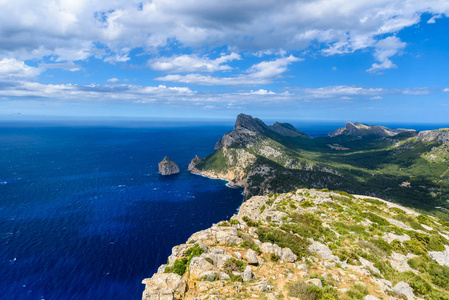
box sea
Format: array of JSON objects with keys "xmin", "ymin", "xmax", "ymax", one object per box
[{"xmin": 0, "ymin": 119, "xmax": 446, "ymax": 300}]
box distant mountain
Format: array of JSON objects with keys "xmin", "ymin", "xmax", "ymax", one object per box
[
  {"xmin": 189, "ymin": 114, "xmax": 449, "ymax": 220},
  {"xmin": 329, "ymin": 122, "xmax": 416, "ymax": 138}
]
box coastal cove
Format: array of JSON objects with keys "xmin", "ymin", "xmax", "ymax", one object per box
[{"xmin": 1, "ymin": 120, "xmax": 449, "ymax": 299}]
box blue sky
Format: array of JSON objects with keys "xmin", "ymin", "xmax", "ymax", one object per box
[{"xmin": 0, "ymin": 1, "xmax": 448, "ymax": 123}]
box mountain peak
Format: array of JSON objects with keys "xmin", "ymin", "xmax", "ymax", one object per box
[{"xmin": 234, "ymin": 113, "xmax": 269, "ymax": 133}]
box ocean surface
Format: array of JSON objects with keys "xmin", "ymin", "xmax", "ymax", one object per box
[{"xmin": 0, "ymin": 120, "xmax": 447, "ymax": 300}]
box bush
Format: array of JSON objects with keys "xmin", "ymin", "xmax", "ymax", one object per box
[
  {"xmin": 164, "ymin": 258, "xmax": 188, "ymax": 276},
  {"xmin": 242, "ymin": 216, "xmax": 259, "ymax": 227},
  {"xmin": 223, "ymin": 258, "xmax": 246, "ymax": 274},
  {"xmin": 164, "ymin": 244, "xmax": 205, "ymax": 276}
]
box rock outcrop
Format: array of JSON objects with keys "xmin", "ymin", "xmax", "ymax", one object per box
[
  {"xmin": 158, "ymin": 156, "xmax": 180, "ymax": 175},
  {"xmin": 142, "ymin": 189, "xmax": 449, "ymax": 300},
  {"xmin": 329, "ymin": 122, "xmax": 416, "ymax": 138},
  {"xmin": 417, "ymin": 129, "xmax": 449, "ymax": 144}
]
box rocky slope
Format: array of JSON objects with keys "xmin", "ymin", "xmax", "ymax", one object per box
[
  {"xmin": 159, "ymin": 156, "xmax": 180, "ymax": 175},
  {"xmin": 142, "ymin": 188, "xmax": 449, "ymax": 300}
]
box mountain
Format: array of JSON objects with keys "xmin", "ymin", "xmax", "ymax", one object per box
[
  {"xmin": 329, "ymin": 122, "xmax": 416, "ymax": 138},
  {"xmin": 189, "ymin": 114, "xmax": 449, "ymax": 220},
  {"xmin": 142, "ymin": 188, "xmax": 449, "ymax": 300}
]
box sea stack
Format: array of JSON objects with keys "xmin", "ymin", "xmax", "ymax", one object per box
[{"xmin": 158, "ymin": 156, "xmax": 180, "ymax": 175}]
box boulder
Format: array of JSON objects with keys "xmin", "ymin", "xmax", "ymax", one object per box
[
  {"xmin": 142, "ymin": 273, "xmax": 186, "ymax": 300},
  {"xmin": 246, "ymin": 249, "xmax": 259, "ymax": 265},
  {"xmin": 393, "ymin": 281, "xmax": 415, "ymax": 300},
  {"xmin": 189, "ymin": 257, "xmax": 216, "ymax": 280},
  {"xmin": 306, "ymin": 278, "xmax": 322, "ymax": 288},
  {"xmin": 242, "ymin": 266, "xmax": 253, "ymax": 282},
  {"xmin": 281, "ymin": 248, "xmax": 297, "ymax": 263}
]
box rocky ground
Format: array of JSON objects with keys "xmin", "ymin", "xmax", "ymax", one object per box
[{"xmin": 142, "ymin": 189, "xmax": 449, "ymax": 300}]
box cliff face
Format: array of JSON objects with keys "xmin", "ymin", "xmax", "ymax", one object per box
[
  {"xmin": 328, "ymin": 122, "xmax": 416, "ymax": 138},
  {"xmin": 142, "ymin": 189, "xmax": 449, "ymax": 300},
  {"xmin": 158, "ymin": 156, "xmax": 180, "ymax": 175}
]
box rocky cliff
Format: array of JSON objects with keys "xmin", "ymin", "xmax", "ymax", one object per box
[
  {"xmin": 142, "ymin": 189, "xmax": 449, "ymax": 300},
  {"xmin": 159, "ymin": 156, "xmax": 180, "ymax": 175}
]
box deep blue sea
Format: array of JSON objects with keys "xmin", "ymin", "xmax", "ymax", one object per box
[{"xmin": 0, "ymin": 120, "xmax": 447, "ymax": 300}]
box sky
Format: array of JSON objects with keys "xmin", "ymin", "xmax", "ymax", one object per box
[{"xmin": 0, "ymin": 0, "xmax": 449, "ymax": 124}]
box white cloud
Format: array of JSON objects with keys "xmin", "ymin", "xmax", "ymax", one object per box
[
  {"xmin": 249, "ymin": 89, "xmax": 275, "ymax": 95},
  {"xmin": 39, "ymin": 61, "xmax": 82, "ymax": 72},
  {"xmin": 297, "ymin": 85, "xmax": 386, "ymax": 98},
  {"xmin": 427, "ymin": 14, "xmax": 443, "ymax": 24},
  {"xmin": 0, "ymin": 58, "xmax": 41, "ymax": 80},
  {"xmin": 0, "ymin": 0, "xmax": 447, "ymax": 67},
  {"xmin": 107, "ymin": 78, "xmax": 120, "ymax": 83},
  {"xmin": 367, "ymin": 36, "xmax": 406, "ymax": 72},
  {"xmin": 443, "ymin": 88, "xmax": 449, "ymax": 92},
  {"xmin": 402, "ymin": 87, "xmax": 431, "ymax": 95},
  {"xmin": 150, "ymin": 53, "xmax": 241, "ymax": 73},
  {"xmin": 0, "ymin": 82, "xmax": 194, "ymax": 102},
  {"xmin": 156, "ymin": 55, "xmax": 300, "ymax": 85}
]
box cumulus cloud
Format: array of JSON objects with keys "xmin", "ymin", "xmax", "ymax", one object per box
[
  {"xmin": 156, "ymin": 55, "xmax": 300, "ymax": 85},
  {"xmin": 150, "ymin": 53, "xmax": 241, "ymax": 73},
  {"xmin": 107, "ymin": 78, "xmax": 120, "ymax": 83},
  {"xmin": 443, "ymin": 88, "xmax": 449, "ymax": 92},
  {"xmin": 0, "ymin": 58, "xmax": 41, "ymax": 80},
  {"xmin": 367, "ymin": 36, "xmax": 406, "ymax": 72},
  {"xmin": 0, "ymin": 0, "xmax": 447, "ymax": 68}
]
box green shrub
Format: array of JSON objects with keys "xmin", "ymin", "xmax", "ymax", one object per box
[
  {"xmin": 242, "ymin": 216, "xmax": 259, "ymax": 227},
  {"xmin": 229, "ymin": 219, "xmax": 240, "ymax": 225},
  {"xmin": 164, "ymin": 258, "xmax": 188, "ymax": 276},
  {"xmin": 165, "ymin": 243, "xmax": 205, "ymax": 276},
  {"xmin": 270, "ymin": 253, "xmax": 280, "ymax": 261},
  {"xmin": 223, "ymin": 258, "xmax": 246, "ymax": 274}
]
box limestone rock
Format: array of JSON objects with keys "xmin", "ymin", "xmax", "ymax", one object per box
[
  {"xmin": 306, "ymin": 278, "xmax": 322, "ymax": 288},
  {"xmin": 188, "ymin": 155, "xmax": 201, "ymax": 171},
  {"xmin": 242, "ymin": 266, "xmax": 253, "ymax": 282},
  {"xmin": 158, "ymin": 156, "xmax": 180, "ymax": 175},
  {"xmin": 189, "ymin": 257, "xmax": 216, "ymax": 280},
  {"xmin": 359, "ymin": 257, "xmax": 381, "ymax": 275},
  {"xmin": 246, "ymin": 249, "xmax": 259, "ymax": 265},
  {"xmin": 417, "ymin": 129, "xmax": 449, "ymax": 144},
  {"xmin": 308, "ymin": 240, "xmax": 339, "ymax": 262},
  {"xmin": 429, "ymin": 245, "xmax": 449, "ymax": 267},
  {"xmin": 393, "ymin": 281, "xmax": 415, "ymax": 300},
  {"xmin": 281, "ymin": 248, "xmax": 297, "ymax": 263},
  {"xmin": 142, "ymin": 273, "xmax": 186, "ymax": 300}
]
